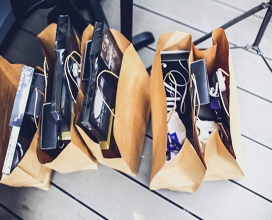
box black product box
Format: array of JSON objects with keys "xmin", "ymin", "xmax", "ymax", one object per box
[
  {"xmin": 9, "ymin": 66, "xmax": 34, "ymax": 127},
  {"xmin": 161, "ymin": 50, "xmax": 191, "ymax": 127},
  {"xmin": 40, "ymin": 103, "xmax": 58, "ymax": 150},
  {"xmin": 81, "ymin": 22, "xmax": 123, "ymax": 158},
  {"xmin": 89, "ymin": 60, "xmax": 118, "ymax": 141},
  {"xmin": 100, "ymin": 29, "xmax": 122, "ymax": 75},
  {"xmin": 81, "ymin": 23, "xmax": 122, "ymax": 135},
  {"xmin": 99, "ymin": 109, "xmax": 121, "ymax": 158},
  {"xmin": 40, "ymin": 102, "xmax": 69, "ymax": 158},
  {"xmin": 25, "ymin": 73, "xmax": 46, "ymax": 118},
  {"xmin": 190, "ymin": 59, "xmax": 215, "ymax": 121},
  {"xmin": 82, "ymin": 40, "xmax": 92, "ymax": 82},
  {"xmin": 2, "ymin": 66, "xmax": 35, "ymax": 174},
  {"xmin": 50, "ymin": 15, "xmax": 79, "ymax": 133},
  {"xmin": 81, "ymin": 22, "xmax": 108, "ymax": 128}
]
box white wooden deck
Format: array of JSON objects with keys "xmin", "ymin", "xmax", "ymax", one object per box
[{"xmin": 0, "ymin": 0, "xmax": 272, "ymax": 219}]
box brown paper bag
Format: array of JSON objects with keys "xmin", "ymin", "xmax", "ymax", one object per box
[
  {"xmin": 0, "ymin": 56, "xmax": 52, "ymax": 190},
  {"xmin": 189, "ymin": 28, "xmax": 244, "ymax": 180},
  {"xmin": 75, "ymin": 25, "xmax": 150, "ymax": 176},
  {"xmin": 36, "ymin": 24, "xmax": 97, "ymax": 174},
  {"xmin": 150, "ymin": 31, "xmax": 206, "ymax": 193},
  {"xmin": 36, "ymin": 116, "xmax": 97, "ymax": 174}
]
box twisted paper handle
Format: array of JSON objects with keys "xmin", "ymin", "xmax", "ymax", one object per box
[
  {"xmin": 190, "ymin": 73, "xmax": 201, "ymax": 125},
  {"xmin": 96, "ymin": 70, "xmax": 119, "ymax": 118},
  {"xmin": 216, "ymin": 68, "xmax": 230, "ymax": 117},
  {"xmin": 163, "ymin": 72, "xmax": 177, "ymax": 124},
  {"xmin": 64, "ymin": 51, "xmax": 82, "ymax": 104},
  {"xmin": 43, "ymin": 57, "xmax": 49, "ymax": 102},
  {"xmin": 33, "ymin": 88, "xmax": 45, "ymax": 128},
  {"xmin": 33, "ymin": 57, "xmax": 48, "ymax": 128}
]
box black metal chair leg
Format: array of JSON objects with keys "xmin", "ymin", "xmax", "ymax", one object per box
[{"xmin": 193, "ymin": 1, "xmax": 272, "ymax": 73}]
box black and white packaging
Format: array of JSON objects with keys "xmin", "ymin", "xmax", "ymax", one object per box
[{"xmin": 2, "ymin": 66, "xmax": 34, "ymax": 174}]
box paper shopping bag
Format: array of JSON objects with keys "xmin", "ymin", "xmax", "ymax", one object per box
[
  {"xmin": 36, "ymin": 23, "xmax": 97, "ymax": 174},
  {"xmin": 150, "ymin": 31, "xmax": 206, "ymax": 193},
  {"xmin": 75, "ymin": 25, "xmax": 150, "ymax": 176},
  {"xmin": 36, "ymin": 119, "xmax": 97, "ymax": 174},
  {"xmin": 0, "ymin": 56, "xmax": 52, "ymax": 190},
  {"xmin": 189, "ymin": 28, "xmax": 244, "ymax": 180}
]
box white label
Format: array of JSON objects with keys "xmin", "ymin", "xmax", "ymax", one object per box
[{"xmin": 2, "ymin": 126, "xmax": 20, "ymax": 174}]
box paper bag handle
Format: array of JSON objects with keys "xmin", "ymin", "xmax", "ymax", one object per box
[
  {"xmin": 190, "ymin": 74, "xmax": 201, "ymax": 125},
  {"xmin": 64, "ymin": 51, "xmax": 82, "ymax": 104},
  {"xmin": 33, "ymin": 58, "xmax": 48, "ymax": 128},
  {"xmin": 216, "ymin": 68, "xmax": 230, "ymax": 117},
  {"xmin": 163, "ymin": 72, "xmax": 178, "ymax": 123},
  {"xmin": 96, "ymin": 69, "xmax": 119, "ymax": 117}
]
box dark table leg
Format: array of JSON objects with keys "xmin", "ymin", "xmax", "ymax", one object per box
[
  {"xmin": 120, "ymin": 0, "xmax": 154, "ymax": 50},
  {"xmin": 120, "ymin": 0, "xmax": 133, "ymax": 41}
]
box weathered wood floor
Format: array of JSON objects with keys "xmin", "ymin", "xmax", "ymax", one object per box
[{"xmin": 0, "ymin": 0, "xmax": 272, "ymax": 219}]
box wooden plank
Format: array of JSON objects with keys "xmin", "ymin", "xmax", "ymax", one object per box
[
  {"xmin": 124, "ymin": 0, "xmax": 272, "ymax": 154},
  {"xmin": 125, "ymin": 1, "xmax": 272, "ymax": 216},
  {"xmin": 158, "ymin": 180, "xmax": 272, "ymax": 220},
  {"xmin": 0, "ymin": 27, "xmax": 44, "ymax": 67},
  {"xmin": 239, "ymin": 89, "xmax": 272, "ymax": 149},
  {"xmin": 0, "ymin": 1, "xmax": 271, "ymax": 220},
  {"xmin": 213, "ymin": 0, "xmax": 269, "ymax": 18},
  {"xmin": 140, "ymin": 135, "xmax": 272, "ymax": 200},
  {"xmin": 0, "ymin": 0, "xmax": 15, "ymax": 46},
  {"xmin": 101, "ymin": 0, "xmax": 204, "ymax": 49},
  {"xmin": 102, "ymin": 0, "xmax": 272, "ymax": 102},
  {"xmin": 236, "ymin": 137, "xmax": 272, "ymax": 201},
  {"xmin": 0, "ymin": 205, "xmax": 19, "ymax": 220},
  {"xmin": 51, "ymin": 166, "xmax": 198, "ymax": 220},
  {"xmin": 136, "ymin": 137, "xmax": 272, "ymax": 220},
  {"xmin": 132, "ymin": 0, "xmax": 272, "ymax": 59},
  {"xmin": 15, "ymin": 8, "xmax": 53, "ymax": 36},
  {"xmin": 50, "ymin": 134, "xmax": 272, "ymax": 220},
  {"xmin": 231, "ymin": 49, "xmax": 272, "ymax": 102},
  {"xmin": 0, "ymin": 183, "xmax": 104, "ymax": 220},
  {"xmin": 100, "ymin": 0, "xmax": 121, "ymax": 31},
  {"xmin": 129, "ymin": 4, "xmax": 272, "ymax": 148}
]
